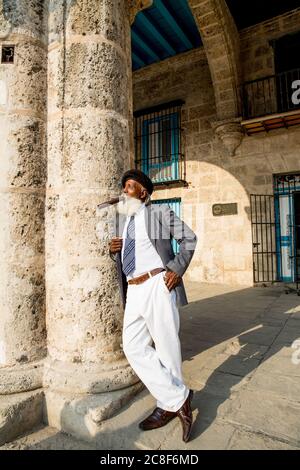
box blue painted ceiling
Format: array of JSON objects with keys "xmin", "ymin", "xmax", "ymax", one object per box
[
  {"xmin": 131, "ymin": 0, "xmax": 202, "ymax": 71},
  {"xmin": 131, "ymin": 0, "xmax": 300, "ymax": 71}
]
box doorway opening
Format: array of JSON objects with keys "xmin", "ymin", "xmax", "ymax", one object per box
[{"xmin": 250, "ymin": 173, "xmax": 300, "ymax": 294}]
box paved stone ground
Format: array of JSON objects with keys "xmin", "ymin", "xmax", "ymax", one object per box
[{"xmin": 2, "ymin": 282, "xmax": 300, "ymax": 450}]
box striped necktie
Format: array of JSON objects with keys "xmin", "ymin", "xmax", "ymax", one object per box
[{"xmin": 122, "ymin": 215, "xmax": 135, "ymax": 276}]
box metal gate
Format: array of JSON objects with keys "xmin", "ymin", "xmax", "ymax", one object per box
[
  {"xmin": 274, "ymin": 174, "xmax": 300, "ymax": 292},
  {"xmin": 251, "ymin": 178, "xmax": 300, "ymax": 293},
  {"xmin": 250, "ymin": 194, "xmax": 279, "ymax": 283}
]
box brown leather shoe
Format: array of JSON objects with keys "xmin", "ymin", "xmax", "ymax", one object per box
[
  {"xmin": 176, "ymin": 389, "xmax": 194, "ymax": 443},
  {"xmin": 139, "ymin": 407, "xmax": 177, "ymax": 431}
]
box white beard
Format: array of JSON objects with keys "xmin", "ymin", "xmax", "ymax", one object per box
[{"xmin": 116, "ymin": 194, "xmax": 143, "ymax": 216}]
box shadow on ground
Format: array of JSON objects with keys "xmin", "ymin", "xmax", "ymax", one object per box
[{"xmin": 4, "ymin": 283, "xmax": 300, "ymax": 450}]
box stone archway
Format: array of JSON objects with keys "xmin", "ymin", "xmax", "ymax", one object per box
[
  {"xmin": 188, "ymin": 0, "xmax": 244, "ymax": 155},
  {"xmin": 189, "ymin": 0, "xmax": 241, "ymax": 119}
]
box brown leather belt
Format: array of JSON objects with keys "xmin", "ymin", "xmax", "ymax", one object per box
[{"xmin": 127, "ymin": 268, "xmax": 165, "ymax": 285}]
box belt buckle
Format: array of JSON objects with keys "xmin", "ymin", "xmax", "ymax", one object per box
[{"xmin": 147, "ymin": 271, "xmax": 153, "ymax": 278}]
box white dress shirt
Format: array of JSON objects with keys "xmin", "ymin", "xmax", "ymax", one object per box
[{"xmin": 121, "ymin": 203, "xmax": 164, "ymax": 280}]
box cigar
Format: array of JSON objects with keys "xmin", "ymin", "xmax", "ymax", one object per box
[{"xmin": 97, "ymin": 195, "xmax": 125, "ymax": 210}]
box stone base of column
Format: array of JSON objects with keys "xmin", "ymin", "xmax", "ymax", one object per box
[
  {"xmin": 0, "ymin": 389, "xmax": 44, "ymax": 446},
  {"xmin": 0, "ymin": 359, "xmax": 44, "ymax": 395},
  {"xmin": 44, "ymin": 358, "xmax": 139, "ymax": 394},
  {"xmin": 44, "ymin": 382, "xmax": 144, "ymax": 443}
]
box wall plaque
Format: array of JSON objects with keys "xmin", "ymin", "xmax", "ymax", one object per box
[{"xmin": 212, "ymin": 203, "xmax": 238, "ymax": 216}]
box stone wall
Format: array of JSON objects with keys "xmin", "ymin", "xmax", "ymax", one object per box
[
  {"xmin": 241, "ymin": 8, "xmax": 300, "ymax": 82},
  {"xmin": 133, "ymin": 9, "xmax": 300, "ymax": 286}
]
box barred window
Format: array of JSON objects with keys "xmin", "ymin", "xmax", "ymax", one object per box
[{"xmin": 134, "ymin": 101, "xmax": 185, "ymax": 185}]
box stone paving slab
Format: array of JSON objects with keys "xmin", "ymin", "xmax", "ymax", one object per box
[
  {"xmin": 257, "ymin": 347, "xmax": 300, "ymax": 378},
  {"xmin": 0, "ymin": 390, "xmax": 44, "ymax": 446},
  {"xmin": 224, "ymin": 389, "xmax": 300, "ymax": 445},
  {"xmin": 186, "ymin": 369, "xmax": 249, "ymax": 398},
  {"xmin": 84, "ymin": 388, "xmax": 181, "ymax": 450},
  {"xmin": 185, "ymin": 351, "xmax": 261, "ymax": 379},
  {"xmin": 271, "ymin": 325, "xmax": 300, "ymax": 346},
  {"xmin": 1, "ymin": 425, "xmax": 95, "ymax": 450},
  {"xmin": 160, "ymin": 418, "xmax": 236, "ymax": 450},
  {"xmin": 227, "ymin": 429, "xmax": 300, "ymax": 450},
  {"xmin": 232, "ymin": 325, "xmax": 283, "ymax": 347},
  {"xmin": 247, "ymin": 371, "xmax": 300, "ymax": 402}
]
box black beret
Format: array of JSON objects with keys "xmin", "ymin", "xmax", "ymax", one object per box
[{"xmin": 121, "ymin": 169, "xmax": 154, "ymax": 195}]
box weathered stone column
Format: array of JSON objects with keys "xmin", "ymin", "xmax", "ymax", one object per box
[
  {"xmin": 0, "ymin": 0, "xmax": 47, "ymax": 444},
  {"xmin": 45, "ymin": 1, "xmax": 142, "ymax": 439}
]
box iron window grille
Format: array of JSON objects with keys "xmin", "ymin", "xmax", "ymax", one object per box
[{"xmin": 134, "ymin": 100, "xmax": 186, "ymax": 186}]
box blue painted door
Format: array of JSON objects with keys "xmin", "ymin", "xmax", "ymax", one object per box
[{"xmin": 274, "ymin": 175, "xmax": 300, "ymax": 282}]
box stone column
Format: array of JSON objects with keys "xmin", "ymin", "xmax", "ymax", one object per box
[
  {"xmin": 0, "ymin": 0, "xmax": 47, "ymax": 444},
  {"xmin": 45, "ymin": 0, "xmax": 142, "ymax": 439},
  {"xmin": 0, "ymin": 0, "xmax": 47, "ymax": 391}
]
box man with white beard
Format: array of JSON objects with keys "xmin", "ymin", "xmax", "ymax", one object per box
[{"xmin": 109, "ymin": 169, "xmax": 197, "ymax": 443}]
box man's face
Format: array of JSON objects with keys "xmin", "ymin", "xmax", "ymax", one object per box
[{"xmin": 123, "ymin": 179, "xmax": 147, "ymax": 201}]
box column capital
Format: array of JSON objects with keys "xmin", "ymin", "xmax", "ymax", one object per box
[{"xmin": 128, "ymin": 0, "xmax": 153, "ymax": 25}]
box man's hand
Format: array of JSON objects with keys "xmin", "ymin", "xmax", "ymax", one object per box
[
  {"xmin": 109, "ymin": 237, "xmax": 123, "ymax": 254},
  {"xmin": 164, "ymin": 270, "xmax": 182, "ymax": 291}
]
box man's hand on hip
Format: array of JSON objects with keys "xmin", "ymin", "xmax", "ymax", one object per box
[
  {"xmin": 164, "ymin": 270, "xmax": 182, "ymax": 291},
  {"xmin": 109, "ymin": 237, "xmax": 123, "ymax": 254}
]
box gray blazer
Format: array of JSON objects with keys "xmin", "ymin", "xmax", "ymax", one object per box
[{"xmin": 110, "ymin": 202, "xmax": 197, "ymax": 308}]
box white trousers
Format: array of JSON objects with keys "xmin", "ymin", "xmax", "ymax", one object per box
[{"xmin": 122, "ymin": 271, "xmax": 189, "ymax": 412}]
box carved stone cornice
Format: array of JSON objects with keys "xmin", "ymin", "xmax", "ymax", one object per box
[{"xmin": 211, "ymin": 117, "xmax": 244, "ymax": 156}]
